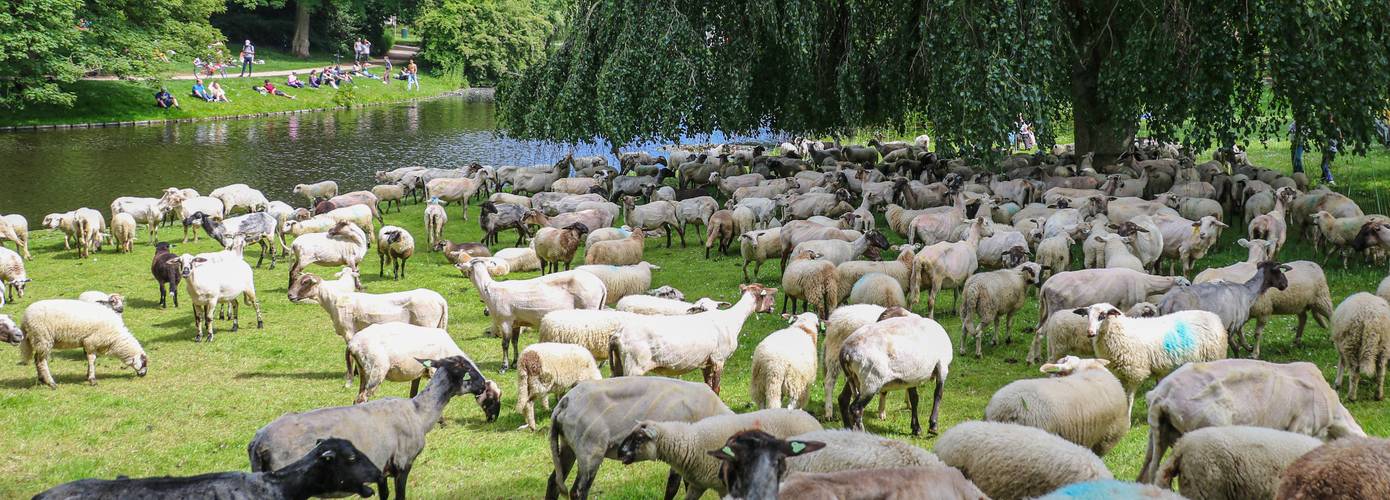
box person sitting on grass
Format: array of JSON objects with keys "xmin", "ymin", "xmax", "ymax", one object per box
[
  {"xmin": 207, "ymin": 81, "xmax": 229, "ymax": 102},
  {"xmin": 155, "ymin": 88, "xmax": 179, "ymax": 109},
  {"xmin": 191, "ymin": 79, "xmax": 213, "ymax": 102},
  {"xmin": 353, "ymin": 62, "xmax": 378, "ymax": 80},
  {"xmin": 333, "ymin": 65, "xmax": 354, "ymax": 83},
  {"xmin": 306, "ymin": 70, "xmax": 321, "ymax": 89},
  {"xmin": 262, "ymin": 80, "xmax": 296, "ymax": 100},
  {"xmin": 286, "ymin": 71, "xmax": 305, "ymax": 89}
]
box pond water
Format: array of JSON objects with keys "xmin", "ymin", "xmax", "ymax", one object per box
[{"xmin": 0, "ymin": 98, "xmax": 767, "ymax": 221}]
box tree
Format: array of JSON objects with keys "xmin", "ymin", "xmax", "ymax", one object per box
[
  {"xmin": 0, "ymin": 0, "xmax": 225, "ymax": 109},
  {"xmin": 414, "ymin": 0, "xmax": 559, "ymax": 85},
  {"xmin": 498, "ymin": 0, "xmax": 1390, "ymax": 161}
]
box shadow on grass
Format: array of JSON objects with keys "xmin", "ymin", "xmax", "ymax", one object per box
[
  {"xmin": 0, "ymin": 371, "xmax": 141, "ymax": 389},
  {"xmin": 234, "ymin": 370, "xmax": 340, "ymax": 381}
]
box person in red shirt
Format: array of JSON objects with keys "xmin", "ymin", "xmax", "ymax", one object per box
[{"xmin": 260, "ymin": 79, "xmax": 296, "ymax": 100}]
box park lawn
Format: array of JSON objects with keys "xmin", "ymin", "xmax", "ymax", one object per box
[
  {"xmin": 0, "ymin": 142, "xmax": 1389, "ymax": 498},
  {"xmin": 149, "ymin": 47, "xmax": 351, "ymax": 79},
  {"xmin": 0, "ymin": 74, "xmax": 455, "ymax": 127}
]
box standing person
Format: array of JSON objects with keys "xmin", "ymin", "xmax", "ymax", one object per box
[
  {"xmin": 1289, "ymin": 120, "xmax": 1304, "ymax": 176},
  {"xmin": 381, "ymin": 57, "xmax": 392, "ymax": 85},
  {"xmin": 353, "ymin": 39, "xmax": 363, "ymax": 64},
  {"xmin": 406, "ymin": 58, "xmax": 419, "ymax": 91},
  {"xmin": 1321, "ymin": 117, "xmax": 1341, "ymax": 186},
  {"xmin": 239, "ymin": 39, "xmax": 255, "ymax": 77},
  {"xmin": 362, "ymin": 38, "xmax": 372, "ymax": 62}
]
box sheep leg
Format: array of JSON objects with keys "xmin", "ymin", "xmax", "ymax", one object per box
[
  {"xmin": 85, "ymin": 351, "xmax": 98, "ymax": 385},
  {"xmin": 355, "ymin": 369, "xmax": 376, "ymax": 404},
  {"xmin": 822, "ymin": 359, "xmax": 840, "ymax": 420},
  {"xmin": 905, "ymin": 386, "xmax": 923, "ymax": 435},
  {"xmin": 36, "ymin": 354, "xmax": 56, "ymax": 388},
  {"xmin": 158, "ymin": 282, "xmax": 167, "ymax": 308},
  {"xmin": 344, "ymin": 349, "xmax": 356, "ymax": 388},
  {"xmin": 512, "ymin": 332, "xmax": 522, "ymax": 371},
  {"xmin": 676, "ymin": 223, "xmax": 686, "ymax": 247},
  {"xmin": 393, "ymin": 467, "xmax": 410, "ymax": 500},
  {"xmin": 928, "ymin": 280, "xmax": 942, "ymax": 319},
  {"xmin": 662, "ymin": 470, "xmax": 682, "ymax": 500},
  {"xmin": 379, "ymin": 252, "xmax": 387, "ymax": 277},
  {"xmin": 569, "ymin": 457, "xmax": 599, "ymax": 500},
  {"xmin": 876, "ymin": 391, "xmax": 888, "ymax": 420},
  {"xmin": 1293, "ymin": 312, "xmax": 1309, "ymax": 346},
  {"xmin": 1377, "ymin": 355, "xmax": 1387, "ymax": 401},
  {"xmin": 546, "ymin": 446, "xmax": 577, "ymax": 500},
  {"xmin": 928, "ymin": 375, "xmax": 944, "ymax": 435},
  {"xmin": 1349, "ymin": 367, "xmax": 1361, "ymax": 402},
  {"xmin": 1334, "ymin": 356, "xmax": 1344, "ymax": 390}
]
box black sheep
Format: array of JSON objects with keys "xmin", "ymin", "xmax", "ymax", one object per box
[{"xmin": 150, "ymin": 242, "xmax": 181, "ymax": 308}]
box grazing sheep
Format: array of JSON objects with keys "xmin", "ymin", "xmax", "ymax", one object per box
[
  {"xmin": 614, "ymin": 295, "xmax": 727, "ymax": 316},
  {"xmin": 0, "ymin": 214, "xmax": 31, "ymax": 260},
  {"xmin": 35, "ymin": 438, "xmax": 383, "ymax": 500},
  {"xmin": 1310, "ymin": 211, "xmax": 1389, "ymax": 266},
  {"xmin": 532, "ymin": 223, "xmax": 590, "ymax": 274},
  {"xmin": 573, "ymin": 262, "xmax": 659, "ymax": 306},
  {"xmin": 847, "ymin": 272, "xmax": 907, "ymax": 308},
  {"xmin": 77, "ymin": 291, "xmax": 125, "ymax": 314},
  {"xmin": 959, "ymin": 263, "xmax": 1043, "ymax": 357},
  {"xmin": 461, "ymin": 260, "xmax": 606, "ymax": 371},
  {"xmin": 1077, "ymin": 303, "xmax": 1228, "ymax": 410},
  {"xmin": 248, "ymin": 356, "xmax": 501, "ymax": 500},
  {"xmin": 703, "ymin": 210, "xmax": 736, "ymax": 259},
  {"xmin": 348, "ymin": 322, "xmax": 469, "ymax": 404},
  {"xmin": 1030, "ymin": 268, "xmax": 1190, "ymax": 363},
  {"xmin": 750, "ymin": 312, "xmax": 820, "ymax": 410},
  {"xmin": 1156, "ymin": 426, "xmax": 1321, "ymax": 500},
  {"xmin": 1275, "ymin": 437, "xmax": 1390, "ymax": 500},
  {"xmin": 610, "ymin": 284, "xmax": 777, "ymax": 394},
  {"xmin": 515, "ymin": 342, "xmax": 602, "ymax": 431},
  {"xmin": 175, "ymin": 196, "xmax": 225, "ymax": 242},
  {"xmin": 182, "ymin": 250, "xmax": 263, "ymax": 342},
  {"xmin": 423, "ymin": 199, "xmax": 447, "ymax": 248},
  {"xmin": 287, "ymin": 222, "xmax": 369, "ymax": 287},
  {"xmin": 839, "ymin": 307, "xmax": 952, "ymax": 435},
  {"xmin": 836, "ymin": 245, "xmax": 916, "ymax": 300},
  {"xmin": 584, "ymin": 227, "xmax": 644, "ymax": 266},
  {"xmin": 1331, "ymin": 292, "xmax": 1390, "ymax": 401},
  {"xmin": 110, "ymin": 212, "xmax": 136, "ymax": 253},
  {"xmin": 782, "ymin": 250, "xmax": 840, "ymax": 318},
  {"xmin": 0, "ymin": 246, "xmax": 30, "ymax": 306},
  {"xmin": 985, "ymin": 356, "xmax": 1128, "ymax": 456},
  {"xmin": 18, "ymin": 299, "xmax": 149, "ymax": 387},
  {"xmin": 545, "ymin": 377, "xmax": 732, "ymax": 500},
  {"xmin": 375, "ymin": 226, "xmax": 415, "ymax": 280},
  {"xmin": 935, "ymin": 421, "xmax": 1113, "ymax": 500},
  {"xmin": 371, "ymin": 184, "xmax": 406, "ymax": 213},
  {"xmin": 292, "ymin": 180, "xmax": 339, "ymax": 206},
  {"xmin": 1158, "ymin": 261, "xmax": 1291, "ymax": 358},
  {"xmin": 740, "ymin": 228, "xmax": 782, "ymax": 282},
  {"xmin": 615, "ymin": 409, "xmax": 823, "ymax": 500},
  {"xmin": 819, "ymin": 304, "xmax": 887, "ymax": 419},
  {"xmin": 1138, "ymin": 359, "xmax": 1365, "ymax": 483}
]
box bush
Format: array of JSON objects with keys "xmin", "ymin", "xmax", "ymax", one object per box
[
  {"xmin": 332, "ymin": 84, "xmax": 359, "ymax": 108},
  {"xmin": 415, "ymin": 0, "xmax": 558, "ymax": 86}
]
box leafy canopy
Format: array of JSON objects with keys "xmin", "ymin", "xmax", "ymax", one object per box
[
  {"xmin": 414, "ymin": 0, "xmax": 562, "ymax": 86},
  {"xmin": 498, "ymin": 0, "xmax": 1390, "ymax": 156}
]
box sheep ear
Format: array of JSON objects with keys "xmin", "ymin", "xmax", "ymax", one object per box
[
  {"xmin": 1072, "ymin": 308, "xmax": 1088, "ymax": 317},
  {"xmin": 784, "ymin": 440, "xmax": 825, "ymax": 456},
  {"xmin": 707, "ymin": 446, "xmax": 738, "ymax": 461},
  {"xmin": 1237, "ymin": 238, "xmax": 1249, "ymax": 247},
  {"xmin": 1105, "ymin": 308, "xmax": 1123, "ymax": 318},
  {"xmin": 1040, "ymin": 363, "xmax": 1063, "ymax": 374}
]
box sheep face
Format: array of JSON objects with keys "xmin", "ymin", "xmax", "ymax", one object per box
[
  {"xmin": 425, "ymin": 356, "xmax": 501, "ymax": 422},
  {"xmin": 308, "ymin": 438, "xmax": 385, "ymax": 498},
  {"xmin": 287, "ymin": 273, "xmax": 322, "ymax": 302},
  {"xmin": 708, "ymin": 430, "xmax": 826, "ymax": 500},
  {"xmin": 127, "ymin": 352, "xmax": 149, "ymax": 377},
  {"xmin": 1075, "ymin": 303, "xmax": 1124, "ymax": 338},
  {"xmin": 739, "ymin": 283, "xmax": 778, "ymax": 314},
  {"xmin": 0, "ymin": 314, "xmax": 22, "ymax": 344},
  {"xmin": 616, "ymin": 422, "xmax": 659, "ymax": 464}
]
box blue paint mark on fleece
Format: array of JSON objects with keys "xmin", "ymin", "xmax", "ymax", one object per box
[
  {"xmin": 1042, "ymin": 480, "xmax": 1138, "ymax": 499},
  {"xmin": 1163, "ymin": 320, "xmax": 1196, "ymax": 356}
]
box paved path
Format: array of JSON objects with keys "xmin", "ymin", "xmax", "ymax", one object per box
[{"xmin": 85, "ymin": 43, "xmax": 421, "ymax": 81}]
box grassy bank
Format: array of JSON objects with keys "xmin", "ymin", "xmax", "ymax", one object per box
[
  {"xmin": 0, "ymin": 143, "xmax": 1388, "ymax": 498},
  {"xmin": 0, "ymin": 74, "xmax": 456, "ymax": 127}
]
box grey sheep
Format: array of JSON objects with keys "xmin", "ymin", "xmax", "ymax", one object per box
[
  {"xmin": 935, "ymin": 420, "xmax": 1113, "ymax": 500},
  {"xmin": 985, "ymin": 356, "xmax": 1129, "ymax": 456},
  {"xmin": 1157, "ymin": 425, "xmax": 1322, "ymax": 500}
]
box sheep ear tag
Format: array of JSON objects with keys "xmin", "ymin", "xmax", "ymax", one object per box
[{"xmin": 789, "ymin": 442, "xmax": 807, "ymax": 454}]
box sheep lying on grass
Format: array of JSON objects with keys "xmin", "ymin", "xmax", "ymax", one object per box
[
  {"xmin": 614, "ymin": 295, "xmax": 727, "ymax": 316},
  {"xmin": 19, "ymin": 299, "xmax": 149, "ymax": 387},
  {"xmin": 515, "ymin": 342, "xmax": 601, "ymax": 431}
]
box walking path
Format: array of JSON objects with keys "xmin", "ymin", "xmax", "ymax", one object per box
[{"xmin": 84, "ymin": 43, "xmax": 421, "ymax": 81}]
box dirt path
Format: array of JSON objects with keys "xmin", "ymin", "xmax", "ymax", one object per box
[{"xmin": 84, "ymin": 44, "xmax": 421, "ymax": 81}]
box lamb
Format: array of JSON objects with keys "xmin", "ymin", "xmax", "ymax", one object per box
[
  {"xmin": 838, "ymin": 307, "xmax": 952, "ymax": 435},
  {"xmin": 375, "ymin": 226, "xmax": 415, "ymax": 280},
  {"xmin": 935, "ymin": 421, "xmax": 1113, "ymax": 500},
  {"xmin": 248, "ymin": 356, "xmax": 501, "ymax": 500},
  {"xmin": 836, "ymin": 245, "xmax": 916, "ymax": 300},
  {"xmin": 1034, "ymin": 233, "xmax": 1074, "ymax": 278},
  {"xmin": 790, "ymin": 230, "xmax": 888, "ymax": 265},
  {"xmin": 147, "ymin": 242, "xmax": 183, "ymax": 309},
  {"xmin": 182, "ymin": 250, "xmax": 263, "ymax": 342},
  {"xmin": 609, "ymin": 283, "xmax": 777, "ymax": 394},
  {"xmin": 958, "ymin": 263, "xmax": 1043, "ymax": 357},
  {"xmin": 210, "ymin": 183, "xmax": 269, "ymax": 215},
  {"xmin": 573, "ymin": 262, "xmax": 659, "ymax": 306},
  {"xmin": 985, "ymin": 356, "xmax": 1129, "ymax": 456},
  {"xmin": 461, "ymin": 259, "xmax": 606, "ymax": 371},
  {"xmin": 615, "ymin": 295, "xmax": 727, "ymax": 316},
  {"xmin": 1331, "ymin": 292, "xmax": 1390, "ymax": 401},
  {"xmin": 740, "ymin": 228, "xmax": 782, "ymax": 282},
  {"xmin": 750, "ymin": 312, "xmax": 820, "ymax": 410},
  {"xmin": 287, "ymin": 222, "xmax": 369, "ymax": 287},
  {"xmin": 0, "ymin": 214, "xmax": 31, "ymax": 260},
  {"xmin": 910, "ymin": 217, "xmax": 992, "ymax": 317},
  {"xmin": 77, "ymin": 291, "xmax": 125, "ymax": 314},
  {"xmin": 848, "ymin": 272, "xmax": 907, "ymax": 308},
  {"xmin": 584, "ymin": 227, "xmax": 644, "ymax": 265},
  {"xmin": 1274, "ymin": 437, "xmax": 1390, "ymax": 500},
  {"xmin": 1158, "ymin": 260, "xmax": 1291, "ymax": 357},
  {"xmin": 545, "ymin": 377, "xmax": 732, "ymax": 500},
  {"xmin": 287, "ymin": 270, "xmax": 449, "ymax": 385},
  {"xmin": 347, "ymin": 321, "xmax": 471, "ymax": 404},
  {"xmin": 18, "ymin": 299, "xmax": 149, "ymax": 387},
  {"xmin": 1076, "ymin": 303, "xmax": 1228, "ymax": 410},
  {"xmin": 781, "ymin": 250, "xmax": 840, "ymax": 318},
  {"xmin": 0, "ymin": 246, "xmax": 30, "ymax": 306},
  {"xmin": 435, "ymin": 240, "xmax": 491, "ymax": 263},
  {"xmin": 292, "ymin": 180, "xmax": 339, "ymax": 206},
  {"xmin": 530, "ymin": 223, "xmax": 589, "ymax": 274},
  {"xmin": 1031, "ymin": 268, "xmax": 1190, "ymax": 363},
  {"xmin": 35, "ymin": 438, "xmax": 383, "ymax": 500},
  {"xmin": 423, "ymin": 199, "xmax": 448, "ymax": 248},
  {"xmin": 708, "ymin": 430, "xmax": 979, "ymax": 500},
  {"xmin": 1155, "ymin": 426, "xmax": 1321, "ymax": 499},
  {"xmin": 615, "ymin": 409, "xmax": 823, "ymax": 500},
  {"xmin": 515, "ymin": 342, "xmax": 602, "ymax": 431},
  {"xmin": 1139, "ymin": 359, "xmax": 1366, "ymax": 483}
]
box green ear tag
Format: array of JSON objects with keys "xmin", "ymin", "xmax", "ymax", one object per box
[
  {"xmin": 790, "ymin": 442, "xmax": 806, "ymax": 454},
  {"xmin": 722, "ymin": 446, "xmax": 735, "ymax": 457}
]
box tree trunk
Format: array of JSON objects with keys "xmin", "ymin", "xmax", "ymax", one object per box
[
  {"xmin": 1071, "ymin": 64, "xmax": 1132, "ymax": 168},
  {"xmin": 291, "ymin": 0, "xmax": 312, "ymax": 58}
]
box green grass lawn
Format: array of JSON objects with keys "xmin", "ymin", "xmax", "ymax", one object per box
[
  {"xmin": 1, "ymin": 74, "xmax": 455, "ymax": 128},
  {"xmin": 0, "ymin": 142, "xmax": 1388, "ymax": 498}
]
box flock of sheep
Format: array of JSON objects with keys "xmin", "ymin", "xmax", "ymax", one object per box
[{"xmin": 2, "ymin": 136, "xmax": 1389, "ymax": 499}]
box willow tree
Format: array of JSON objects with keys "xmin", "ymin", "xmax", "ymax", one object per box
[{"xmin": 498, "ymin": 0, "xmax": 1390, "ymax": 162}]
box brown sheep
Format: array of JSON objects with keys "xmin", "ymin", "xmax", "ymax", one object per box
[
  {"xmin": 533, "ymin": 223, "xmax": 590, "ymax": 274},
  {"xmin": 705, "ymin": 210, "xmax": 736, "ymax": 259}
]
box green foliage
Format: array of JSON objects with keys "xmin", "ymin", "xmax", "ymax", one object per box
[
  {"xmin": 414, "ymin": 0, "xmax": 558, "ymax": 86},
  {"xmin": 0, "ymin": 0, "xmax": 226, "ymax": 109},
  {"xmin": 499, "ymin": 0, "xmax": 1390, "ymax": 159},
  {"xmin": 331, "ymin": 81, "xmax": 359, "ymax": 107}
]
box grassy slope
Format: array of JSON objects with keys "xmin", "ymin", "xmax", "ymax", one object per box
[
  {"xmin": 1, "ymin": 142, "xmax": 1388, "ymax": 498},
  {"xmin": 0, "ymin": 74, "xmax": 453, "ymax": 127},
  {"xmin": 149, "ymin": 48, "xmax": 349, "ymax": 78}
]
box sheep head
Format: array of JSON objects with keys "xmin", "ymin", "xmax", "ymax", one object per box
[
  {"xmin": 708, "ymin": 430, "xmax": 826, "ymax": 500},
  {"xmin": 287, "ymin": 273, "xmax": 323, "ymax": 302},
  {"xmin": 738, "ymin": 283, "xmax": 778, "ymax": 314},
  {"xmin": 0, "ymin": 314, "xmax": 22, "ymax": 345},
  {"xmin": 1074, "ymin": 303, "xmax": 1124, "ymax": 338},
  {"xmin": 617, "ymin": 422, "xmax": 661, "ymax": 465}
]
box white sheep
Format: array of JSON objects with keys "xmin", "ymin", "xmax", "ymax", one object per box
[
  {"xmin": 347, "ymin": 322, "xmax": 469, "ymax": 404},
  {"xmin": 750, "ymin": 312, "xmax": 819, "ymax": 410},
  {"xmin": 584, "ymin": 227, "xmax": 644, "ymax": 266},
  {"xmin": 292, "ymin": 180, "xmax": 339, "ymax": 206},
  {"xmin": 18, "ymin": 299, "xmax": 149, "ymax": 387},
  {"xmin": 177, "ymin": 197, "xmax": 225, "ymax": 242},
  {"xmin": 821, "ymin": 304, "xmax": 886, "ymax": 420},
  {"xmin": 287, "ymin": 222, "xmax": 369, "ymax": 286},
  {"xmin": 1094, "ymin": 233, "xmax": 1145, "ymax": 271},
  {"xmin": 838, "ymin": 307, "xmax": 952, "ymax": 435},
  {"xmin": 108, "ymin": 212, "xmax": 135, "ymax": 253},
  {"xmin": 572, "ymin": 262, "xmax": 660, "ymax": 306},
  {"xmin": 286, "ymin": 204, "xmax": 376, "ymax": 244},
  {"xmin": 1331, "ymin": 292, "xmax": 1390, "ymax": 401},
  {"xmin": 835, "ymin": 245, "xmax": 916, "ymax": 300},
  {"xmin": 515, "ymin": 342, "xmax": 601, "ymax": 431},
  {"xmin": 780, "ymin": 428, "xmax": 942, "ymax": 472},
  {"xmin": 1077, "ymin": 303, "xmax": 1228, "ymax": 411},
  {"xmin": 110, "ymin": 195, "xmax": 171, "ymax": 244},
  {"xmin": 494, "ymin": 247, "xmax": 541, "ymax": 273},
  {"xmin": 461, "ymin": 260, "xmax": 606, "ymax": 372},
  {"xmin": 77, "ymin": 291, "xmax": 125, "ymax": 314},
  {"xmin": 210, "ymin": 183, "xmax": 269, "ymax": 215},
  {"xmin": 958, "ymin": 262, "xmax": 1042, "ymax": 357},
  {"xmin": 909, "ymin": 217, "xmax": 991, "ymax": 317},
  {"xmin": 0, "ymin": 214, "xmax": 31, "ymax": 260},
  {"xmin": 1156, "ymin": 425, "xmax": 1322, "ymax": 499},
  {"xmin": 1035, "ymin": 233, "xmax": 1074, "ymax": 278},
  {"xmin": 781, "ymin": 250, "xmax": 839, "ymax": 318},
  {"xmin": 739, "ymin": 228, "xmax": 782, "ymax": 282},
  {"xmin": 935, "ymin": 421, "xmax": 1113, "ymax": 500},
  {"xmin": 0, "ymin": 246, "xmax": 30, "ymax": 306},
  {"xmin": 847, "ymin": 272, "xmax": 907, "ymax": 308},
  {"xmin": 614, "ymin": 295, "xmax": 728, "ymax": 315},
  {"xmin": 183, "ymin": 252, "xmax": 263, "ymax": 342},
  {"xmin": 985, "ymin": 356, "xmax": 1129, "ymax": 456},
  {"xmin": 536, "ymin": 308, "xmax": 642, "ymax": 363},
  {"xmin": 423, "ymin": 199, "xmax": 447, "ymax": 248},
  {"xmin": 371, "ymin": 184, "xmax": 406, "ymax": 213}
]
